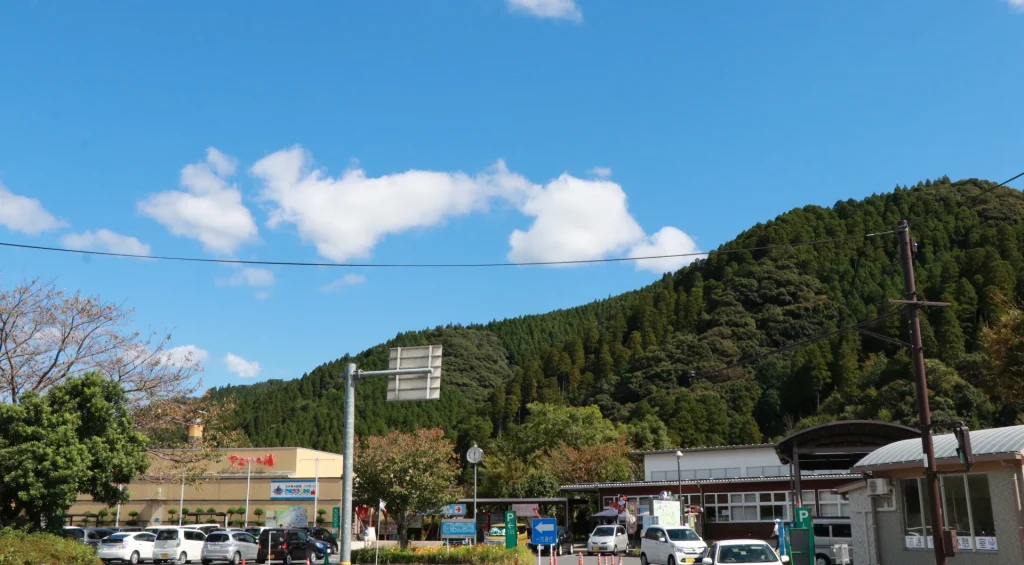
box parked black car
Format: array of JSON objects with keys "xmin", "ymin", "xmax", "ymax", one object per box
[
  {"xmin": 256, "ymin": 528, "xmax": 316, "ymax": 564},
  {"xmin": 528, "ymin": 526, "xmax": 574, "ymax": 556},
  {"xmin": 302, "ymin": 526, "xmax": 339, "ymax": 552}
]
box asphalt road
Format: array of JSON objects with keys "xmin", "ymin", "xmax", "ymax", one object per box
[{"xmin": 281, "ymin": 546, "xmax": 645, "ymax": 565}]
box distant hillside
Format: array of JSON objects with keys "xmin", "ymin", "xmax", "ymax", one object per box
[{"xmin": 211, "ymin": 177, "xmax": 1024, "ymax": 457}]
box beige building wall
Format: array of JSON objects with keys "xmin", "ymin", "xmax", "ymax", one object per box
[{"xmin": 69, "ymin": 447, "xmax": 344, "ymax": 527}]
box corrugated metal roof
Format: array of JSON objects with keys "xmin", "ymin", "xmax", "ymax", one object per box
[
  {"xmin": 853, "ymin": 425, "xmax": 1024, "ymax": 470},
  {"xmin": 560, "ymin": 474, "xmax": 861, "ymax": 491}
]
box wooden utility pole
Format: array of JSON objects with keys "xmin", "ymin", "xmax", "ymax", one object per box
[{"xmin": 896, "ymin": 220, "xmax": 948, "ymax": 565}]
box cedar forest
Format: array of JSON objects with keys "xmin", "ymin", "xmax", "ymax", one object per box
[{"xmin": 210, "ymin": 178, "xmax": 1024, "ymax": 498}]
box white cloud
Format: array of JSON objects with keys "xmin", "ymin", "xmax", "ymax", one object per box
[
  {"xmin": 508, "ymin": 175, "xmax": 646, "ymax": 263},
  {"xmin": 1004, "ymin": 0, "xmax": 1024, "ymax": 10},
  {"xmin": 226, "ymin": 267, "xmax": 275, "ymax": 287},
  {"xmin": 225, "ymin": 353, "xmax": 261, "ymax": 378},
  {"xmin": 61, "ymin": 229, "xmax": 151, "ymax": 256},
  {"xmin": 589, "ymin": 167, "xmax": 612, "ymax": 178},
  {"xmin": 161, "ymin": 345, "xmax": 210, "ymax": 367},
  {"xmin": 628, "ymin": 226, "xmax": 703, "ymax": 274},
  {"xmin": 253, "ymin": 291, "xmax": 272, "ymax": 300},
  {"xmin": 138, "ymin": 147, "xmax": 258, "ymax": 254},
  {"xmin": 251, "ymin": 147, "xmax": 531, "ymax": 262},
  {"xmin": 251, "ymin": 145, "xmax": 694, "ymax": 269},
  {"xmin": 0, "ymin": 181, "xmax": 66, "ymax": 235},
  {"xmin": 321, "ymin": 273, "xmax": 367, "ymax": 292},
  {"xmin": 507, "ymin": 0, "xmax": 582, "ymax": 22}
]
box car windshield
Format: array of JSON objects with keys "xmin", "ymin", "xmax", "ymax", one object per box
[
  {"xmin": 666, "ymin": 529, "xmax": 701, "ymax": 542},
  {"xmin": 717, "ymin": 544, "xmax": 777, "ymax": 563},
  {"xmin": 156, "ymin": 530, "xmax": 178, "ymax": 541},
  {"xmin": 245, "ymin": 528, "xmax": 261, "ymax": 536},
  {"xmin": 206, "ymin": 533, "xmax": 230, "ymax": 542},
  {"xmin": 592, "ymin": 527, "xmax": 615, "ymax": 537},
  {"xmin": 488, "ymin": 526, "xmax": 506, "ymax": 536}
]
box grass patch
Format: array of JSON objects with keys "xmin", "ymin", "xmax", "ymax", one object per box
[
  {"xmin": 353, "ymin": 544, "xmax": 534, "ymax": 565},
  {"xmin": 0, "ymin": 528, "xmax": 101, "ymax": 565}
]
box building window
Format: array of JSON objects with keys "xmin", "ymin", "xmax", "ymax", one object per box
[
  {"xmin": 902, "ymin": 474, "xmax": 997, "ymax": 552},
  {"xmin": 800, "ymin": 490, "xmax": 817, "ymax": 516},
  {"xmin": 817, "ymin": 490, "xmax": 850, "ymax": 517},
  {"xmin": 704, "ymin": 492, "xmax": 788, "ymax": 522}
]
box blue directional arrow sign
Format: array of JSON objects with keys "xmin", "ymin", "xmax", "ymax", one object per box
[{"xmin": 531, "ymin": 518, "xmax": 557, "ymax": 546}]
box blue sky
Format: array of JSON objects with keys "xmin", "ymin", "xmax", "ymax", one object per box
[{"xmin": 1, "ymin": 0, "xmax": 1022, "ymax": 389}]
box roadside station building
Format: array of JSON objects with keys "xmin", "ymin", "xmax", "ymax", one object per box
[
  {"xmin": 843, "ymin": 424, "xmax": 1024, "ymax": 565},
  {"xmin": 68, "ymin": 447, "xmax": 344, "ymax": 528},
  {"xmin": 561, "ymin": 421, "xmax": 917, "ymax": 542}
]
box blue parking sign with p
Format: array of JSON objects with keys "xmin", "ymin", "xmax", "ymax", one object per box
[{"xmin": 531, "ymin": 518, "xmax": 557, "ymax": 546}]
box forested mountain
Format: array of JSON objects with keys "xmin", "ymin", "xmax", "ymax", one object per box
[{"xmin": 211, "ymin": 178, "xmax": 1024, "ymax": 480}]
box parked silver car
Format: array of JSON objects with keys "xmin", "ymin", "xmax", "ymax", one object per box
[{"xmin": 201, "ymin": 530, "xmax": 259, "ymax": 564}]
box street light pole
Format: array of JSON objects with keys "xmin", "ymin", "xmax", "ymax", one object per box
[
  {"xmin": 340, "ymin": 362, "xmax": 437, "ymax": 565},
  {"xmin": 244, "ymin": 460, "xmax": 252, "ymax": 528},
  {"xmin": 675, "ymin": 451, "xmax": 683, "ymax": 505},
  {"xmin": 467, "ymin": 444, "xmax": 484, "ymax": 525}
]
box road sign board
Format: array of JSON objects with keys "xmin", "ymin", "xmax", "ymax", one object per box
[
  {"xmin": 332, "ymin": 507, "xmax": 340, "ymax": 529},
  {"xmin": 504, "ymin": 510, "xmax": 517, "ymax": 549},
  {"xmin": 531, "ymin": 518, "xmax": 557, "ymax": 546},
  {"xmin": 387, "ymin": 345, "xmax": 443, "ymax": 402},
  {"xmin": 442, "ymin": 504, "xmax": 466, "ymax": 516},
  {"xmin": 441, "ymin": 519, "xmax": 476, "ymax": 538}
]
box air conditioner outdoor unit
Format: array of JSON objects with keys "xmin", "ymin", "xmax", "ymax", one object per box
[{"xmin": 867, "ymin": 478, "xmax": 891, "ymax": 496}]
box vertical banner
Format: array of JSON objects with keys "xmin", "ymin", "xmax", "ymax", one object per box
[{"xmin": 504, "ymin": 510, "xmax": 517, "ymax": 549}]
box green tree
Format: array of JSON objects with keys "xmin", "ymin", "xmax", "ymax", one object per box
[
  {"xmin": 0, "ymin": 373, "xmax": 149, "ymax": 531},
  {"xmin": 353, "ymin": 429, "xmax": 459, "ymax": 548}
]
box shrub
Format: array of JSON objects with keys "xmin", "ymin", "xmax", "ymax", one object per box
[
  {"xmin": 352, "ymin": 544, "xmax": 532, "ymax": 565},
  {"xmin": 0, "ymin": 528, "xmax": 101, "ymax": 565}
]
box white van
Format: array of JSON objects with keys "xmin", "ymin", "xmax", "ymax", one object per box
[
  {"xmin": 811, "ymin": 519, "xmax": 852, "ymax": 565},
  {"xmin": 640, "ymin": 526, "xmax": 707, "ymax": 565},
  {"xmin": 152, "ymin": 527, "xmax": 206, "ymax": 564}
]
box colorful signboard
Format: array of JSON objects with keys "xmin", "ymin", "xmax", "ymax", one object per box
[
  {"xmin": 442, "ymin": 504, "xmax": 467, "ymax": 516},
  {"xmin": 441, "ymin": 519, "xmax": 477, "ymax": 538},
  {"xmin": 270, "ymin": 480, "xmax": 317, "ymax": 501},
  {"xmin": 265, "ymin": 506, "xmax": 309, "ymax": 528},
  {"xmin": 504, "ymin": 510, "xmax": 517, "ymax": 549},
  {"xmin": 228, "ymin": 453, "xmax": 275, "ymax": 467}
]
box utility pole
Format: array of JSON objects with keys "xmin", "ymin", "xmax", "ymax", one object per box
[{"xmin": 896, "ymin": 219, "xmax": 948, "ymax": 565}]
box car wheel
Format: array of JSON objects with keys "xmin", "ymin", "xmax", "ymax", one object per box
[
  {"xmin": 640, "ymin": 553, "xmax": 649, "ymax": 565},
  {"xmin": 129, "ymin": 553, "xmax": 140, "ymax": 565},
  {"xmin": 231, "ymin": 552, "xmax": 241, "ymax": 565},
  {"xmin": 202, "ymin": 560, "xmax": 211, "ymax": 565},
  {"xmin": 668, "ymin": 556, "xmax": 677, "ymax": 565},
  {"xmin": 815, "ymin": 555, "xmax": 831, "ymax": 565},
  {"xmin": 177, "ymin": 552, "xmax": 187, "ymax": 565},
  {"xmin": 284, "ymin": 553, "xmax": 293, "ymax": 565}
]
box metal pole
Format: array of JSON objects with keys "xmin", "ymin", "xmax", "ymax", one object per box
[
  {"xmin": 179, "ymin": 474, "xmax": 185, "ymax": 526},
  {"xmin": 473, "ymin": 463, "xmax": 478, "ymax": 522},
  {"xmin": 897, "ymin": 219, "xmax": 947, "ymax": 565},
  {"xmin": 341, "ymin": 362, "xmax": 357, "ymax": 565},
  {"xmin": 244, "ymin": 460, "xmax": 252, "ymax": 528},
  {"xmin": 314, "ymin": 458, "xmax": 320, "ymax": 528}
]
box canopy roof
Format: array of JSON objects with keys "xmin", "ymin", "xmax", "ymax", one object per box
[{"xmin": 775, "ymin": 420, "xmax": 919, "ymax": 471}]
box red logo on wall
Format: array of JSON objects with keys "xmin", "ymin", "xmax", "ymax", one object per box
[{"xmin": 228, "ymin": 454, "xmax": 276, "ymax": 467}]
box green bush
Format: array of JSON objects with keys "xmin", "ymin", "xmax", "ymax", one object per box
[
  {"xmin": 0, "ymin": 528, "xmax": 101, "ymax": 565},
  {"xmin": 353, "ymin": 544, "xmax": 533, "ymax": 565}
]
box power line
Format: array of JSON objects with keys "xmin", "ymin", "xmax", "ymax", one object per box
[
  {"xmin": 971, "ymin": 170, "xmax": 1024, "ymax": 202},
  {"xmin": 0, "ymin": 231, "xmax": 893, "ymax": 269}
]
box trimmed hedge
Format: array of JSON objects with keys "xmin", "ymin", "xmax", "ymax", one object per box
[
  {"xmin": 353, "ymin": 544, "xmax": 534, "ymax": 565},
  {"xmin": 0, "ymin": 528, "xmax": 101, "ymax": 565}
]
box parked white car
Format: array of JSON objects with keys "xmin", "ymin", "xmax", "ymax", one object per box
[
  {"xmin": 201, "ymin": 530, "xmax": 259, "ymax": 564},
  {"xmin": 586, "ymin": 525, "xmax": 629, "ymax": 555},
  {"xmin": 96, "ymin": 531, "xmax": 157, "ymax": 564},
  {"xmin": 640, "ymin": 526, "xmax": 707, "ymax": 565},
  {"xmin": 701, "ymin": 540, "xmax": 789, "ymax": 565},
  {"xmin": 152, "ymin": 527, "xmax": 206, "ymax": 564}
]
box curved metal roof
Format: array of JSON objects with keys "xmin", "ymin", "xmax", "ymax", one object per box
[
  {"xmin": 853, "ymin": 425, "xmax": 1024, "ymax": 471},
  {"xmin": 775, "ymin": 420, "xmax": 919, "ymax": 469}
]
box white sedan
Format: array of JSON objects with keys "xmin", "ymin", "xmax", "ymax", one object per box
[
  {"xmin": 96, "ymin": 531, "xmax": 157, "ymax": 564},
  {"xmin": 701, "ymin": 540, "xmax": 789, "ymax": 564}
]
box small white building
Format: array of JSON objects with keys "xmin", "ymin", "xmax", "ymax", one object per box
[
  {"xmin": 642, "ymin": 445, "xmax": 788, "ymax": 482},
  {"xmin": 844, "ymin": 424, "xmax": 1024, "ymax": 565}
]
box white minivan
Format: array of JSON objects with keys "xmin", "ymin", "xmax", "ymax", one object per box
[
  {"xmin": 640, "ymin": 526, "xmax": 707, "ymax": 565},
  {"xmin": 152, "ymin": 527, "xmax": 206, "ymax": 564}
]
